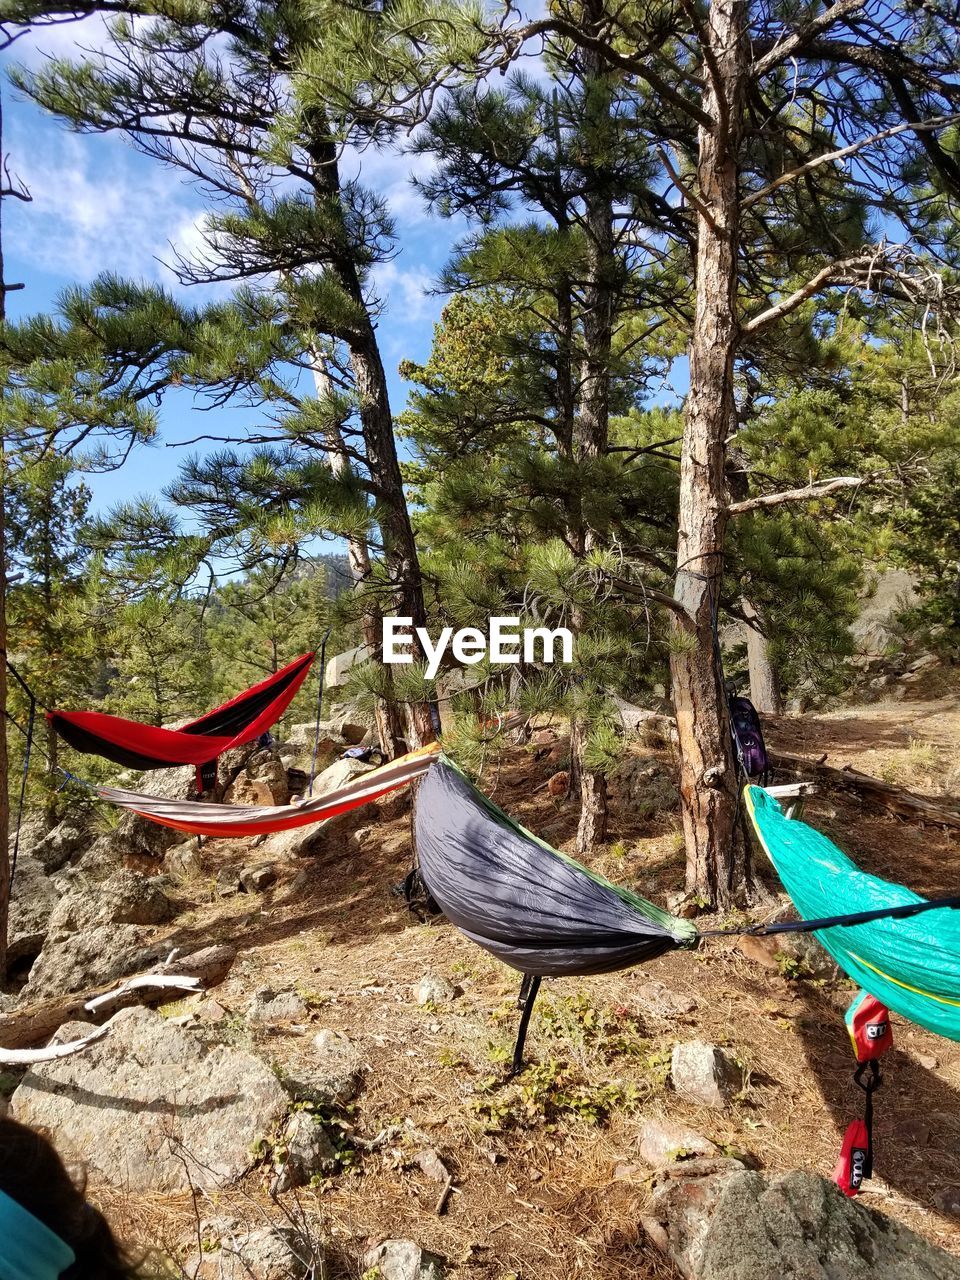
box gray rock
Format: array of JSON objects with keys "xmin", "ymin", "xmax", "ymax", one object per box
[
  {"xmin": 240, "ymin": 863, "xmax": 279, "ymax": 893},
  {"xmin": 639, "ymin": 1118, "xmax": 718, "ymax": 1168},
  {"xmin": 671, "ymin": 1042, "xmax": 743, "ymax": 1110},
  {"xmin": 47, "ymin": 870, "xmax": 175, "ymax": 935},
  {"xmin": 934, "ymin": 1187, "xmax": 960, "ymax": 1217},
  {"xmin": 187, "ymin": 1218, "xmax": 317, "ymax": 1280},
  {"xmin": 324, "ymin": 645, "xmax": 371, "ymax": 690},
  {"xmin": 283, "ymin": 1030, "xmax": 364, "ymax": 1106},
  {"xmin": 634, "ymin": 981, "xmax": 697, "ymax": 1018},
  {"xmin": 776, "ymin": 929, "xmax": 841, "ymax": 981},
  {"xmin": 273, "ymin": 1111, "xmax": 338, "ymax": 1191},
  {"xmin": 261, "ymin": 807, "xmax": 364, "ymax": 861},
  {"xmin": 248, "ymin": 988, "xmax": 308, "ymax": 1026},
  {"xmin": 217, "ymin": 866, "xmax": 241, "ymax": 898},
  {"xmin": 224, "ymin": 755, "xmax": 290, "ymax": 807},
  {"xmin": 8, "ymin": 856, "xmax": 58, "ymax": 963},
  {"xmin": 10, "ymin": 1007, "xmax": 288, "ymax": 1192},
  {"xmin": 30, "ymin": 814, "xmax": 91, "ymax": 874},
  {"xmin": 166, "ymin": 841, "xmax": 204, "ymax": 880},
  {"xmin": 646, "ymin": 1167, "xmax": 960, "ymax": 1280},
  {"xmin": 312, "ymin": 755, "xmax": 376, "ymax": 796},
  {"xmin": 415, "ymin": 975, "xmax": 457, "ymax": 1006},
  {"xmin": 361, "ymin": 1240, "xmax": 445, "ymax": 1280},
  {"xmin": 20, "ymin": 925, "xmax": 164, "ymax": 1001},
  {"xmin": 8, "ymin": 813, "xmax": 51, "ymax": 864},
  {"xmin": 414, "ymin": 1148, "xmax": 451, "ymax": 1183}
]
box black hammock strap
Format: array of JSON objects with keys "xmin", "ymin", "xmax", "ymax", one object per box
[
  {"xmin": 307, "ymin": 628, "xmax": 332, "ymax": 796},
  {"xmin": 699, "ymin": 894, "xmax": 960, "ymax": 939},
  {"xmin": 5, "ymin": 660, "xmax": 38, "ymax": 888}
]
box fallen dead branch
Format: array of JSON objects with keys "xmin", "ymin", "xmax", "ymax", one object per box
[
  {"xmin": 770, "ymin": 751, "xmax": 960, "ymax": 831},
  {"xmin": 0, "ymin": 944, "xmax": 236, "ymax": 1052},
  {"xmin": 0, "ymin": 1025, "xmax": 110, "ymax": 1066}
]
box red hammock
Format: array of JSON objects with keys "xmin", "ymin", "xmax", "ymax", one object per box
[{"xmin": 48, "ymin": 652, "xmax": 315, "ymax": 788}]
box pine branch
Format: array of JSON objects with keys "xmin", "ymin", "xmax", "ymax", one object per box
[{"xmin": 607, "ymin": 574, "xmax": 696, "ymax": 629}]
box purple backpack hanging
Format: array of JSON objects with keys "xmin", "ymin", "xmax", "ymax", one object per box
[{"xmin": 729, "ymin": 695, "xmax": 768, "ymax": 779}]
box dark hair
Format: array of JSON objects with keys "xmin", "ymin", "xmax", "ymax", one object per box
[{"xmin": 0, "ymin": 1117, "xmax": 143, "ymax": 1279}]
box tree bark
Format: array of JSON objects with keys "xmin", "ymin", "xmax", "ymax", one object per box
[
  {"xmin": 670, "ymin": 0, "xmax": 752, "ymax": 908},
  {"xmin": 0, "ymin": 91, "xmax": 11, "ymax": 981},
  {"xmin": 302, "ymin": 113, "xmax": 436, "ymax": 753},
  {"xmin": 309, "ymin": 354, "xmax": 407, "ymax": 756},
  {"xmin": 570, "ymin": 11, "xmax": 617, "ymax": 854},
  {"xmin": 741, "ymin": 599, "xmax": 783, "ymax": 714},
  {"xmin": 350, "ymin": 327, "xmax": 437, "ymax": 750}
]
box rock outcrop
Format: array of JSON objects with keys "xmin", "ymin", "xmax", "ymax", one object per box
[
  {"xmin": 644, "ymin": 1167, "xmax": 960, "ymax": 1280},
  {"xmin": 10, "ymin": 1006, "xmax": 287, "ymax": 1191}
]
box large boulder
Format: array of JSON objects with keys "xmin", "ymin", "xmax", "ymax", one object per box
[
  {"xmin": 262, "ymin": 808, "xmax": 366, "ymax": 861},
  {"xmin": 10, "ymin": 1007, "xmax": 288, "ymax": 1192},
  {"xmin": 46, "ymin": 869, "xmax": 176, "ymax": 936},
  {"xmin": 311, "ymin": 755, "xmax": 377, "ymax": 796},
  {"xmin": 29, "ymin": 813, "xmax": 92, "ymax": 874},
  {"xmin": 8, "ymin": 856, "xmax": 58, "ymax": 963},
  {"xmin": 645, "ymin": 1167, "xmax": 960, "ymax": 1280},
  {"xmin": 262, "ymin": 757, "xmax": 375, "ymax": 861},
  {"xmin": 19, "ymin": 924, "xmax": 163, "ymax": 1001},
  {"xmin": 223, "ymin": 749, "xmax": 290, "ymax": 807}
]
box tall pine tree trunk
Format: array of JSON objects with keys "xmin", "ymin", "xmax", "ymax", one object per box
[
  {"xmin": 670, "ymin": 0, "xmax": 752, "ymax": 908},
  {"xmin": 741, "ymin": 599, "xmax": 783, "ymax": 714},
  {"xmin": 0, "ymin": 92, "xmax": 11, "ymax": 980},
  {"xmin": 303, "ymin": 116, "xmax": 435, "ymax": 752},
  {"xmin": 309, "ymin": 354, "xmax": 406, "ymax": 755},
  {"xmin": 350, "ymin": 326, "xmax": 436, "ymax": 749},
  {"xmin": 571, "ymin": 15, "xmax": 616, "ymax": 855}
]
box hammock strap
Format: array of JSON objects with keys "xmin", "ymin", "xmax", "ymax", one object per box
[
  {"xmin": 854, "ymin": 1058, "xmax": 881, "ymax": 1178},
  {"xmin": 55, "ymin": 768, "xmax": 97, "ymax": 794},
  {"xmin": 511, "ymin": 974, "xmax": 542, "ymax": 1076},
  {"xmin": 699, "ymin": 894, "xmax": 960, "ymax": 939},
  {"xmin": 5, "ymin": 662, "xmax": 37, "ymax": 889},
  {"xmin": 308, "ymin": 629, "xmax": 332, "ymax": 796}
]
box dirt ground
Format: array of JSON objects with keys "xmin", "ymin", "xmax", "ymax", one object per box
[{"xmin": 80, "ymin": 676, "xmax": 960, "ymax": 1277}]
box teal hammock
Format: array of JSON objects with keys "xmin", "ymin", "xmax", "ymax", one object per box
[{"xmin": 745, "ymin": 785, "xmax": 960, "ymax": 1041}]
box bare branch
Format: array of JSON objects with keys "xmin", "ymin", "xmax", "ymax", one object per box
[
  {"xmin": 741, "ymin": 255, "xmax": 875, "ymax": 331},
  {"xmin": 751, "ymin": 0, "xmax": 868, "ymax": 77},
  {"xmin": 743, "ymin": 112, "xmax": 960, "ymax": 209},
  {"xmin": 728, "ymin": 474, "xmax": 872, "ymax": 514}
]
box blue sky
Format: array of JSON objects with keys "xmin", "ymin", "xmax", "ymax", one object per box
[{"xmin": 2, "ymin": 24, "xmax": 459, "ymax": 520}]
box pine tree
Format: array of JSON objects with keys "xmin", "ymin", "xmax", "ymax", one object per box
[
  {"xmin": 460, "ymin": 0, "xmax": 960, "ymax": 904},
  {"xmin": 6, "ymin": 456, "xmax": 92, "ymax": 814},
  {"xmin": 2, "ymin": 0, "xmax": 480, "ymax": 752}
]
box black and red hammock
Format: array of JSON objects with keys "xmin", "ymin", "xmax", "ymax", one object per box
[{"xmin": 48, "ymin": 651, "xmax": 315, "ymax": 790}]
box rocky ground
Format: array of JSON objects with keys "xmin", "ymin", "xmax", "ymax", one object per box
[{"xmin": 3, "ymin": 679, "xmax": 960, "ymax": 1280}]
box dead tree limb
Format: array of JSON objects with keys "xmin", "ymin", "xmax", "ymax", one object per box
[
  {"xmin": 770, "ymin": 751, "xmax": 960, "ymax": 831},
  {"xmin": 0, "ymin": 943, "xmax": 236, "ymax": 1051}
]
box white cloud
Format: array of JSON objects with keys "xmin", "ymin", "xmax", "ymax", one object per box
[
  {"xmin": 4, "ymin": 120, "xmax": 216, "ymax": 293},
  {"xmin": 370, "ymin": 258, "xmax": 441, "ymax": 328}
]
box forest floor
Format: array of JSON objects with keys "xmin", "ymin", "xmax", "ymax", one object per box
[{"xmin": 92, "ymin": 671, "xmax": 960, "ymax": 1279}]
